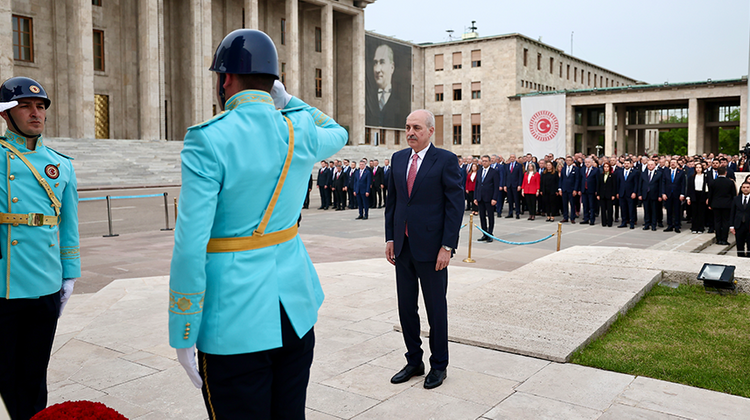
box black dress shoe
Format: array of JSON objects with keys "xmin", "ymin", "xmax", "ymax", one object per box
[
  {"xmin": 505, "ymin": 214, "xmax": 513, "ymax": 218},
  {"xmin": 391, "ymin": 363, "xmax": 425, "ymax": 384},
  {"xmin": 355, "ymin": 216, "xmax": 363, "ymax": 220},
  {"xmin": 516, "ymin": 214, "xmax": 520, "ymax": 219},
  {"xmin": 561, "ymin": 219, "xmax": 569, "ymax": 223},
  {"xmin": 643, "ymin": 226, "xmax": 650, "ymax": 230},
  {"xmin": 617, "ymin": 224, "xmax": 627, "ymax": 228},
  {"xmin": 589, "ymin": 221, "xmax": 595, "ymax": 225},
  {"xmin": 664, "ymin": 227, "xmax": 674, "ymax": 232},
  {"xmin": 424, "ymin": 368, "xmax": 447, "ymax": 389},
  {"xmin": 363, "ymin": 216, "xmax": 368, "ymax": 220},
  {"xmin": 477, "ymin": 236, "xmax": 488, "ymax": 242},
  {"xmin": 630, "ymin": 225, "xmax": 635, "ymax": 229},
  {"xmin": 657, "ymin": 223, "xmax": 664, "ymax": 228},
  {"xmin": 486, "ymin": 238, "xmax": 493, "ymax": 243},
  {"xmin": 652, "ymin": 226, "xmax": 657, "ymax": 231},
  {"xmin": 675, "ymin": 228, "xmax": 681, "ymax": 233}
]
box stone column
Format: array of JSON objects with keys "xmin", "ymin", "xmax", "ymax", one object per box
[
  {"xmin": 566, "ymin": 102, "xmax": 575, "ymax": 156},
  {"xmin": 321, "ymin": 3, "xmax": 333, "ymax": 116},
  {"xmin": 0, "ymin": 0, "xmax": 12, "ymax": 82},
  {"xmin": 351, "ymin": 11, "xmax": 365, "ymax": 145},
  {"xmin": 604, "ymin": 102, "xmax": 614, "ymax": 156},
  {"xmin": 138, "ymin": 0, "xmax": 161, "ymax": 140},
  {"xmin": 285, "ymin": 0, "xmax": 299, "ymax": 95},
  {"xmin": 740, "ymin": 87, "xmax": 747, "ymax": 148},
  {"xmin": 687, "ymin": 98, "xmax": 706, "ymax": 155},
  {"xmin": 245, "ymin": 0, "xmax": 258, "ymax": 29},
  {"xmin": 616, "ymin": 104, "xmax": 626, "ymax": 154},
  {"xmin": 67, "ymin": 0, "xmax": 95, "ymax": 139},
  {"xmin": 190, "ymin": 0, "xmax": 213, "ymax": 125}
]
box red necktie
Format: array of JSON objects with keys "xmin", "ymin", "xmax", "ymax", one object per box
[{"xmin": 406, "ymin": 154, "xmax": 419, "ymax": 236}]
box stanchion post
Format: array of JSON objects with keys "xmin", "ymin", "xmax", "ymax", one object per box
[
  {"xmin": 103, "ymin": 195, "xmax": 119, "ymax": 237},
  {"xmin": 161, "ymin": 192, "xmax": 173, "ymax": 231},
  {"xmin": 463, "ymin": 213, "xmax": 476, "ymax": 263},
  {"xmin": 174, "ymin": 197, "xmax": 178, "ymax": 222},
  {"xmin": 556, "ymin": 222, "xmax": 562, "ymax": 252}
]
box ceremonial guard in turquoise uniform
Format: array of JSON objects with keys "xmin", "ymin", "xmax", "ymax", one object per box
[
  {"xmin": 0, "ymin": 77, "xmax": 80, "ymax": 420},
  {"xmin": 170, "ymin": 30, "xmax": 347, "ymax": 419}
]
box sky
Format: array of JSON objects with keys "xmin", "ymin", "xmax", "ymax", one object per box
[{"xmin": 364, "ymin": 0, "xmax": 750, "ymax": 84}]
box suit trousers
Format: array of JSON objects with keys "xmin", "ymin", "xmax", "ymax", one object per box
[
  {"xmin": 736, "ymin": 222, "xmax": 750, "ymax": 257},
  {"xmin": 334, "ymin": 188, "xmax": 347, "ymax": 210},
  {"xmin": 496, "ymin": 190, "xmax": 506, "ymax": 216},
  {"xmin": 477, "ymin": 200, "xmax": 495, "ymax": 235},
  {"xmin": 665, "ymin": 195, "xmax": 682, "ymax": 228},
  {"xmin": 318, "ymin": 186, "xmax": 329, "ymax": 208},
  {"xmin": 600, "ymin": 197, "xmax": 613, "ymax": 226},
  {"xmin": 370, "ymin": 184, "xmax": 382, "ymax": 208},
  {"xmin": 562, "ymin": 192, "xmax": 577, "ymax": 221},
  {"xmin": 714, "ymin": 208, "xmax": 731, "ymax": 243},
  {"xmin": 356, "ymin": 193, "xmax": 369, "ymax": 218},
  {"xmin": 348, "ymin": 189, "xmax": 357, "ymax": 209},
  {"xmin": 524, "ymin": 195, "xmax": 536, "ymax": 218},
  {"xmin": 506, "ymin": 189, "xmax": 521, "ymax": 216},
  {"xmin": 643, "ymin": 198, "xmax": 659, "ymax": 228},
  {"xmin": 619, "ymin": 196, "xmax": 636, "ymax": 226},
  {"xmin": 582, "ymin": 193, "xmax": 596, "ymax": 223},
  {"xmin": 198, "ymin": 305, "xmax": 315, "ymax": 420},
  {"xmin": 395, "ymin": 236, "xmax": 449, "ymax": 370},
  {"xmin": 0, "ymin": 291, "xmax": 60, "ymax": 420},
  {"xmin": 691, "ymin": 192, "xmax": 707, "ymax": 232}
]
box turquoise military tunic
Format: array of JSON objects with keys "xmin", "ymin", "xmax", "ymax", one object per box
[
  {"xmin": 0, "ymin": 130, "xmax": 81, "ymax": 299},
  {"xmin": 169, "ymin": 90, "xmax": 347, "ymax": 354}
]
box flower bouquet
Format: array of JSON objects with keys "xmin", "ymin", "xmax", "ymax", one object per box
[{"xmin": 31, "ymin": 401, "xmax": 128, "ymax": 419}]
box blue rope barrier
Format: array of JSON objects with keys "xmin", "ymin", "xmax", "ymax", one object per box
[
  {"xmin": 474, "ymin": 224, "xmax": 555, "ymax": 245},
  {"xmin": 79, "ymin": 193, "xmax": 165, "ymax": 202}
]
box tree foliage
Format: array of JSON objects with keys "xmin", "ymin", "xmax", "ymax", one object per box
[{"xmin": 659, "ymin": 116, "xmax": 687, "ymax": 156}]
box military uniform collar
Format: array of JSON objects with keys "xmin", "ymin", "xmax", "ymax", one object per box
[
  {"xmin": 3, "ymin": 129, "xmax": 43, "ymax": 151},
  {"xmin": 225, "ymin": 90, "xmax": 275, "ymax": 111}
]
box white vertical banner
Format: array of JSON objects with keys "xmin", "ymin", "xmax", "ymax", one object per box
[{"xmin": 522, "ymin": 94, "xmax": 567, "ymax": 158}]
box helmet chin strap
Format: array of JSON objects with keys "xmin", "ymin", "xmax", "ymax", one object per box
[
  {"xmin": 6, "ymin": 109, "xmax": 40, "ymax": 140},
  {"xmin": 218, "ymin": 73, "xmax": 227, "ymax": 111}
]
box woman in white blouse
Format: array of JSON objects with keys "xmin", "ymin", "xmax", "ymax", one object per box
[{"xmin": 686, "ymin": 163, "xmax": 708, "ymax": 233}]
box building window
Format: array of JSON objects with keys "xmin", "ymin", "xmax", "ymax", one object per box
[
  {"xmin": 605, "ymin": 77, "xmax": 609, "ymax": 87},
  {"xmin": 435, "ymin": 54, "xmax": 444, "ymax": 71},
  {"xmin": 471, "ymin": 114, "xmax": 481, "ymax": 144},
  {"xmin": 471, "ymin": 82, "xmax": 481, "ymax": 99},
  {"xmin": 315, "ymin": 68, "xmax": 322, "ymax": 97},
  {"xmin": 594, "ymin": 74, "xmax": 597, "ymax": 87},
  {"xmin": 281, "ymin": 62, "xmax": 286, "ymax": 85},
  {"xmin": 453, "ymin": 83, "xmax": 462, "ymax": 101},
  {"xmin": 12, "ymin": 15, "xmax": 33, "ymax": 62},
  {"xmin": 315, "ymin": 27, "xmax": 322, "ymax": 52},
  {"xmin": 471, "ymin": 49, "xmax": 481, "ymax": 67},
  {"xmin": 549, "ymin": 57, "xmax": 554, "ymax": 73},
  {"xmin": 435, "ymin": 85, "xmax": 444, "ymax": 102},
  {"xmin": 559, "ymin": 62, "xmax": 563, "ymax": 77},
  {"xmin": 394, "ymin": 131, "xmax": 400, "ymax": 145},
  {"xmin": 537, "ymin": 53, "xmax": 541, "ymax": 70},
  {"xmin": 281, "ymin": 18, "xmax": 286, "ymax": 45},
  {"xmin": 92, "ymin": 0, "xmax": 102, "ymax": 5},
  {"xmin": 574, "ymin": 66, "xmax": 577, "ymax": 82},
  {"xmin": 600, "ymin": 75, "xmax": 603, "ymax": 87},
  {"xmin": 567, "ymin": 64, "xmax": 570, "ymax": 80},
  {"xmin": 364, "ymin": 127, "xmax": 371, "ymax": 144},
  {"xmin": 588, "ymin": 71, "xmax": 591, "ymax": 86},
  {"xmin": 379, "ymin": 129, "xmax": 386, "ymax": 146},
  {"xmin": 452, "ymin": 115, "xmax": 462, "ymax": 145},
  {"xmin": 523, "ymin": 48, "xmax": 528, "ymax": 66},
  {"xmin": 435, "ymin": 115, "xmax": 444, "ymax": 146},
  {"xmin": 452, "ymin": 52, "xmax": 462, "ymax": 69},
  {"xmin": 93, "ymin": 30, "xmax": 104, "ymax": 71}
]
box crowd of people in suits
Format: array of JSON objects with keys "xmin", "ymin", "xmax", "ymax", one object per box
[
  {"xmin": 460, "ymin": 151, "xmax": 750, "ymax": 257},
  {"xmin": 307, "ymin": 157, "xmax": 391, "ymax": 220}
]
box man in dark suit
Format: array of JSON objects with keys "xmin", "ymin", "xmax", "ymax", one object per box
[
  {"xmin": 385, "ymin": 110, "xmax": 463, "ymax": 390},
  {"xmin": 661, "ymin": 159, "xmax": 685, "ymax": 233},
  {"xmin": 371, "ymin": 160, "xmax": 384, "ymax": 208},
  {"xmin": 558, "ymin": 156, "xmax": 580, "ymax": 224},
  {"xmin": 730, "ymin": 182, "xmax": 750, "ymax": 257},
  {"xmin": 383, "ymin": 158, "xmax": 391, "ymax": 205},
  {"xmin": 347, "ymin": 161, "xmax": 357, "ymax": 209},
  {"xmin": 474, "ymin": 155, "xmax": 500, "ymax": 243},
  {"xmin": 708, "ymin": 166, "xmax": 735, "ymax": 245},
  {"xmin": 303, "ymin": 174, "xmax": 312, "ymax": 209},
  {"xmin": 579, "ymin": 158, "xmax": 599, "ymax": 225},
  {"xmin": 503, "ymin": 154, "xmax": 523, "ymax": 218},
  {"xmin": 331, "ymin": 162, "xmax": 348, "ymax": 211},
  {"xmin": 493, "ymin": 155, "xmax": 506, "ymax": 217},
  {"xmin": 616, "ymin": 160, "xmax": 638, "ymax": 229},
  {"xmin": 639, "ymin": 160, "xmax": 663, "ymax": 231},
  {"xmin": 317, "ymin": 161, "xmax": 331, "ymax": 209},
  {"xmin": 353, "ymin": 159, "xmax": 372, "ymax": 219}
]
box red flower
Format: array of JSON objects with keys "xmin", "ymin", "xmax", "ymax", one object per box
[{"xmin": 31, "ymin": 400, "xmax": 129, "ymax": 420}]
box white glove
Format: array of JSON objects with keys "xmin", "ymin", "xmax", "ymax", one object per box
[
  {"xmin": 176, "ymin": 345, "xmax": 203, "ymax": 388},
  {"xmin": 59, "ymin": 278, "xmax": 76, "ymax": 318},
  {"xmin": 270, "ymin": 80, "xmax": 292, "ymax": 109},
  {"xmin": 0, "ymin": 101, "xmax": 18, "ymax": 113}
]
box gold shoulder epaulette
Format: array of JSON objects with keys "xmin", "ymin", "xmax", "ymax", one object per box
[{"xmin": 188, "ymin": 111, "xmax": 228, "ymax": 130}]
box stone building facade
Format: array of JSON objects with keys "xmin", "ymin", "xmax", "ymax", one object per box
[{"xmin": 0, "ymin": 0, "xmax": 374, "ymax": 141}]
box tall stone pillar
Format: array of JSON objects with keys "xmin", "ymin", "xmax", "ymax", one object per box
[
  {"xmin": 604, "ymin": 102, "xmax": 615, "ymax": 156},
  {"xmin": 740, "ymin": 86, "xmax": 747, "ymax": 148},
  {"xmin": 351, "ymin": 12, "xmax": 365, "ymax": 145},
  {"xmin": 138, "ymin": 0, "xmax": 161, "ymax": 140},
  {"xmin": 285, "ymin": 0, "xmax": 299, "ymax": 95},
  {"xmin": 687, "ymin": 98, "xmax": 706, "ymax": 155},
  {"xmin": 245, "ymin": 0, "xmax": 258, "ymax": 29},
  {"xmin": 616, "ymin": 104, "xmax": 626, "ymax": 154},
  {"xmin": 0, "ymin": 0, "xmax": 12, "ymax": 83},
  {"xmin": 321, "ymin": 3, "xmax": 333, "ymax": 116},
  {"xmin": 67, "ymin": 0, "xmax": 95, "ymax": 139},
  {"xmin": 566, "ymin": 102, "xmax": 575, "ymax": 156},
  {"xmin": 190, "ymin": 0, "xmax": 213, "ymax": 126}
]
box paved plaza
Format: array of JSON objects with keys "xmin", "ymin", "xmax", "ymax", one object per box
[{"xmin": 19, "ymin": 198, "xmax": 745, "ymax": 419}]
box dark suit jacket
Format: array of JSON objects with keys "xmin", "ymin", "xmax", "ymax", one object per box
[
  {"xmin": 559, "ymin": 164, "xmax": 580, "ymax": 193},
  {"xmin": 365, "ymin": 81, "xmax": 411, "ymax": 129},
  {"xmin": 579, "ymin": 167, "xmax": 599, "ymax": 194},
  {"xmin": 504, "ymin": 162, "xmax": 523, "ymax": 189},
  {"xmin": 316, "ymin": 167, "xmax": 331, "ymax": 187},
  {"xmin": 331, "ymin": 169, "xmax": 348, "ymax": 190},
  {"xmin": 597, "ymin": 171, "xmax": 616, "ymax": 199},
  {"xmin": 661, "ymin": 169, "xmax": 685, "ymax": 198},
  {"xmin": 475, "ymin": 167, "xmax": 500, "ymax": 203},
  {"xmin": 353, "ymin": 168, "xmax": 372, "ymax": 195},
  {"xmin": 640, "ymin": 170, "xmax": 663, "ymax": 200},
  {"xmin": 616, "ymin": 169, "xmax": 638, "ymax": 198},
  {"xmin": 730, "ymin": 195, "xmax": 750, "ymax": 228},
  {"xmin": 372, "ymin": 166, "xmax": 384, "ymax": 188},
  {"xmin": 383, "ymin": 166, "xmax": 391, "ymax": 189},
  {"xmin": 685, "ymin": 173, "xmax": 708, "ymax": 201},
  {"xmin": 385, "ymin": 144, "xmax": 464, "ymax": 262},
  {"xmin": 494, "ymin": 163, "xmax": 506, "ymax": 188},
  {"xmin": 708, "ymin": 176, "xmax": 736, "ymax": 209}
]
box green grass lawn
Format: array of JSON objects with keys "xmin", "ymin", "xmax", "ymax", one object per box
[{"xmin": 571, "ymin": 284, "xmax": 750, "ymax": 398}]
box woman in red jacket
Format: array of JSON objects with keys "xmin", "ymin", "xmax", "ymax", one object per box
[
  {"xmin": 465, "ymin": 163, "xmax": 479, "ymax": 215},
  {"xmin": 521, "ymin": 164, "xmax": 541, "ymax": 220}
]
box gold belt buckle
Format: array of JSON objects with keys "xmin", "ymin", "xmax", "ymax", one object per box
[{"xmin": 27, "ymin": 213, "xmax": 44, "ymax": 227}]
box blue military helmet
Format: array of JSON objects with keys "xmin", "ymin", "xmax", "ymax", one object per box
[
  {"xmin": 0, "ymin": 76, "xmax": 51, "ymax": 109},
  {"xmin": 210, "ymin": 29, "xmax": 279, "ymax": 78}
]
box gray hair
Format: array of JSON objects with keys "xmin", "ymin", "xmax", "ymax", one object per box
[{"xmin": 409, "ymin": 109, "xmax": 436, "ymax": 129}]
